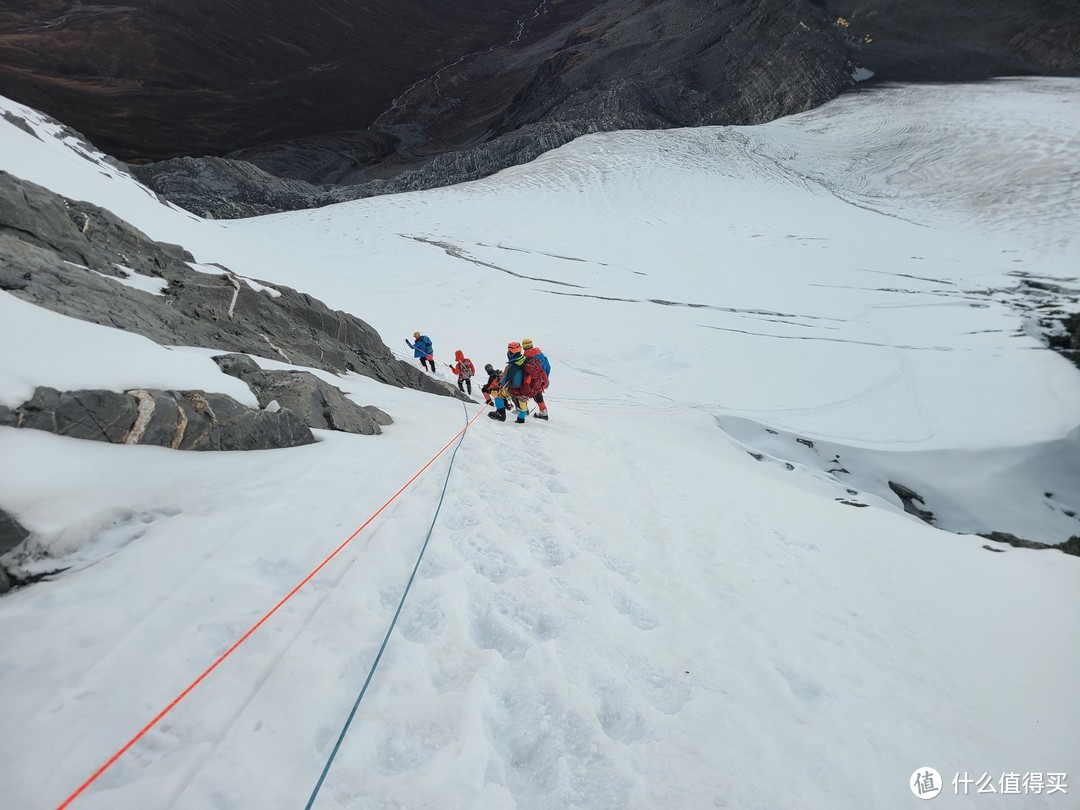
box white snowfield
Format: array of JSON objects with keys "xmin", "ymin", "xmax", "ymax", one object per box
[{"xmin": 0, "ymin": 79, "xmax": 1078, "ymax": 810}]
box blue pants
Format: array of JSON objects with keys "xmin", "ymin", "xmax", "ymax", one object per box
[{"xmin": 494, "ymin": 394, "xmax": 527, "ymax": 420}]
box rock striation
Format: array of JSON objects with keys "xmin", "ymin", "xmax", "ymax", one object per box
[{"xmin": 0, "ymin": 386, "xmax": 315, "ymax": 451}]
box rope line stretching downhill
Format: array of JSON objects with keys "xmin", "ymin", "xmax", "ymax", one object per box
[
  {"xmin": 305, "ymin": 400, "xmax": 473, "ymax": 809},
  {"xmin": 53, "ymin": 404, "xmax": 488, "ymax": 810}
]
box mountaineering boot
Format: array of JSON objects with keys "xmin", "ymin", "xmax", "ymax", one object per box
[
  {"xmin": 515, "ymin": 415, "xmax": 526, "ymax": 424},
  {"xmin": 488, "ymin": 408, "xmax": 506, "ymax": 422},
  {"xmin": 533, "ymin": 411, "xmax": 549, "ymax": 420}
]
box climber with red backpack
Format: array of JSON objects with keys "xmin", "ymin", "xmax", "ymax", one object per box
[
  {"xmin": 488, "ymin": 341, "xmax": 548, "ymax": 424},
  {"xmin": 521, "ymin": 338, "xmax": 551, "ymax": 420}
]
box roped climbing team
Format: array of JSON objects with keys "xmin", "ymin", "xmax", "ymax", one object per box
[{"xmin": 407, "ymin": 331, "xmax": 551, "ymax": 423}]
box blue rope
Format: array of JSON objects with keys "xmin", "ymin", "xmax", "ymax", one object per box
[{"xmin": 304, "ymin": 403, "xmax": 473, "ymax": 809}]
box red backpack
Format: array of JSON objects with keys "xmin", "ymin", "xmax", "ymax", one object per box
[{"xmin": 517, "ymin": 355, "xmax": 549, "ymax": 398}]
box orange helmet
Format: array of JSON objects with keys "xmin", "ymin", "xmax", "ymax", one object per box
[{"xmin": 507, "ymin": 341, "xmax": 522, "ymax": 353}]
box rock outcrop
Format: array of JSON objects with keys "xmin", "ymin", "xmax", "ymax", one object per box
[
  {"xmin": 888, "ymin": 481, "xmax": 936, "ymax": 524},
  {"xmin": 127, "ymin": 156, "xmax": 327, "ymax": 220},
  {"xmin": 213, "ymin": 354, "xmax": 393, "ymax": 435},
  {"xmin": 979, "ymin": 531, "xmax": 1080, "ymax": 557},
  {"xmin": 1047, "ymin": 311, "xmax": 1080, "ymax": 370},
  {"xmin": 0, "ymin": 508, "xmax": 31, "ymax": 594},
  {"xmin": 0, "ymin": 386, "xmax": 316, "ymax": 450},
  {"xmin": 0, "ymin": 170, "xmax": 463, "ymax": 400}
]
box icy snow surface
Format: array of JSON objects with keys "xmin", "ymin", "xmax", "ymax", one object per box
[{"xmin": 0, "ymin": 80, "xmax": 1078, "ymax": 809}]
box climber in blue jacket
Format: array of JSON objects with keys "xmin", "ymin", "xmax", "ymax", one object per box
[{"xmin": 406, "ymin": 331, "xmax": 435, "ymax": 373}]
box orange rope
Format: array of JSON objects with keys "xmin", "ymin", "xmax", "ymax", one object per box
[{"xmin": 54, "ymin": 405, "xmax": 487, "ymax": 810}]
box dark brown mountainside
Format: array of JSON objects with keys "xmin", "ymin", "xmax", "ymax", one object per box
[
  {"xmin": 1, "ymin": 0, "xmax": 1076, "ymax": 215},
  {"xmin": 0, "ymin": 0, "xmax": 540, "ymax": 161},
  {"xmin": 829, "ymin": 0, "xmax": 1080, "ymax": 80}
]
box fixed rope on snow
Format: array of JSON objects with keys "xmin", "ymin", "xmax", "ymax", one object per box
[
  {"xmin": 53, "ymin": 403, "xmax": 487, "ymax": 810},
  {"xmin": 305, "ymin": 400, "xmax": 473, "ymax": 809}
]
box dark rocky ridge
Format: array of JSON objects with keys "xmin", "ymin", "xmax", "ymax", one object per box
[
  {"xmin": 0, "ymin": 170, "xmax": 464, "ymax": 401},
  {"xmin": 133, "ymin": 0, "xmax": 858, "ymax": 216},
  {"xmin": 5, "ymin": 1, "xmax": 1077, "ymax": 217}
]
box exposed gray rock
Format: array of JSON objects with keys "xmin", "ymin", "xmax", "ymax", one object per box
[
  {"xmin": 214, "ymin": 353, "xmax": 393, "ymax": 435},
  {"xmin": 129, "ymin": 123, "xmax": 594, "ymax": 216},
  {"xmin": 13, "ymin": 389, "xmax": 137, "ymax": 443},
  {"xmin": 888, "ymin": 480, "xmax": 935, "ymax": 524},
  {"xmin": 978, "ymin": 531, "xmax": 1080, "ymax": 557},
  {"xmin": 5, "ymin": 386, "xmax": 315, "ymax": 451},
  {"xmin": 228, "ymin": 130, "xmax": 398, "ymax": 185},
  {"xmin": 1053, "ymin": 311, "xmax": 1080, "ymax": 369},
  {"xmin": 213, "ymin": 353, "xmax": 263, "ymax": 378},
  {"xmin": 130, "ymin": 156, "xmax": 329, "ymax": 219},
  {"xmin": 0, "ymin": 171, "xmax": 463, "ymax": 402},
  {"xmin": 253, "ymin": 374, "xmax": 393, "ymax": 435},
  {"xmin": 0, "ymin": 509, "xmax": 29, "ymax": 557},
  {"xmin": 0, "ymin": 508, "xmax": 31, "ymax": 594}
]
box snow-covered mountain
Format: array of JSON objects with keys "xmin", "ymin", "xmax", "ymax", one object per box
[{"xmin": 1, "ymin": 78, "xmax": 1078, "ymax": 809}]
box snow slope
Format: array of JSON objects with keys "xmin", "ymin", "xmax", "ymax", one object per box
[{"xmin": 0, "ymin": 79, "xmax": 1078, "ymax": 810}]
